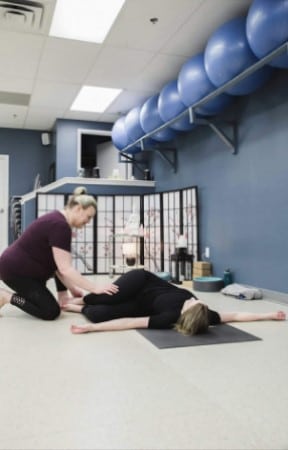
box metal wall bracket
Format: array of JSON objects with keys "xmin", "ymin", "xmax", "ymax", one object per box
[
  {"xmin": 144, "ymin": 147, "xmax": 177, "ymax": 172},
  {"xmin": 120, "ymin": 146, "xmax": 177, "ymax": 173},
  {"xmin": 118, "ymin": 152, "xmax": 147, "ymax": 176},
  {"xmin": 189, "ymin": 109, "xmax": 238, "ymax": 154},
  {"xmin": 208, "ymin": 121, "xmax": 237, "ymax": 154}
]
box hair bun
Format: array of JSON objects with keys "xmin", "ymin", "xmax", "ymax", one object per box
[{"xmin": 73, "ymin": 186, "xmax": 87, "ymax": 196}]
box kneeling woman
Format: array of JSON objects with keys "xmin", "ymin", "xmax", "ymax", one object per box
[{"xmin": 64, "ymin": 269, "xmax": 286, "ymax": 335}]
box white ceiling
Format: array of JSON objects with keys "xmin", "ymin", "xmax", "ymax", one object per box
[{"xmin": 0, "ymin": 0, "xmax": 252, "ymax": 131}]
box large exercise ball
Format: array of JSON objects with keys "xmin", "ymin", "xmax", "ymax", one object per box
[
  {"xmin": 140, "ymin": 95, "xmax": 176, "ymax": 142},
  {"xmin": 111, "ymin": 116, "xmax": 128, "ymax": 150},
  {"xmin": 124, "ymin": 106, "xmax": 145, "ymax": 144},
  {"xmin": 111, "ymin": 116, "xmax": 140, "ymax": 155},
  {"xmin": 158, "ymin": 80, "xmax": 195, "ymax": 131},
  {"xmin": 124, "ymin": 105, "xmax": 156, "ymax": 151},
  {"xmin": 178, "ymin": 53, "xmax": 233, "ymax": 116},
  {"xmin": 246, "ymin": 0, "xmax": 288, "ymax": 68},
  {"xmin": 204, "ymin": 16, "xmax": 273, "ymax": 95}
]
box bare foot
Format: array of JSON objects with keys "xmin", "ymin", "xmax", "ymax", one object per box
[
  {"xmin": 71, "ymin": 324, "xmax": 91, "ymax": 334},
  {"xmin": 68, "ymin": 297, "xmax": 84, "ymax": 305},
  {"xmin": 62, "ymin": 303, "xmax": 83, "ymax": 313},
  {"xmin": 0, "ymin": 288, "xmax": 11, "ymax": 309},
  {"xmin": 59, "ymin": 296, "xmax": 84, "ymax": 307}
]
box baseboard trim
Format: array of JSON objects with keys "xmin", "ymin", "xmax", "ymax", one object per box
[
  {"xmin": 237, "ymin": 284, "xmax": 288, "ymax": 306},
  {"xmin": 261, "ymin": 288, "xmax": 288, "ymax": 306}
]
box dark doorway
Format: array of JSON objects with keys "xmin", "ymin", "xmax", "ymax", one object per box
[{"xmin": 81, "ymin": 134, "xmax": 111, "ymax": 176}]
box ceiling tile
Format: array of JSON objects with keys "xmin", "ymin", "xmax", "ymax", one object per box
[
  {"xmin": 0, "ymin": 30, "xmax": 44, "ymax": 79},
  {"xmin": 30, "ymin": 81, "xmax": 80, "ymax": 109},
  {"xmin": 106, "ymin": 90, "xmax": 153, "ymax": 115},
  {"xmin": 25, "ymin": 106, "xmax": 66, "ymax": 131},
  {"xmin": 0, "ymin": 74, "xmax": 34, "ymax": 94},
  {"xmin": 99, "ymin": 112, "xmax": 121, "ymax": 123},
  {"xmin": 105, "ymin": 0, "xmax": 203, "ymax": 52},
  {"xmin": 85, "ymin": 46, "xmax": 154, "ymax": 88},
  {"xmin": 163, "ymin": 0, "xmax": 253, "ymax": 57},
  {"xmin": 0, "ymin": 104, "xmax": 27, "ymax": 128},
  {"xmin": 130, "ymin": 53, "xmax": 188, "ymax": 92},
  {"xmin": 63, "ymin": 110, "xmax": 102, "ymax": 122},
  {"xmin": 38, "ymin": 37, "xmax": 102, "ymax": 83}
]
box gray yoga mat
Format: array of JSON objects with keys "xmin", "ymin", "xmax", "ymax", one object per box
[{"xmin": 137, "ymin": 324, "xmax": 261, "ymax": 349}]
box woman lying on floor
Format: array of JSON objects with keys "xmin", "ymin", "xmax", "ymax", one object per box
[{"xmin": 63, "ymin": 269, "xmax": 286, "ymax": 335}]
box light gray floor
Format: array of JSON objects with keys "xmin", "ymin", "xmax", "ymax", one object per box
[{"xmin": 1, "ymin": 276, "xmax": 288, "ymax": 450}]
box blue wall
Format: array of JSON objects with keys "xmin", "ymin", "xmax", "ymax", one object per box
[
  {"xmin": 56, "ymin": 119, "xmax": 112, "ymax": 179},
  {"xmin": 149, "ymin": 71, "xmax": 288, "ymax": 292},
  {"xmin": 0, "ymin": 128, "xmax": 55, "ymax": 196}
]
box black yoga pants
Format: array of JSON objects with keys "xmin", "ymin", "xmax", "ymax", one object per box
[
  {"xmin": 3, "ymin": 276, "xmax": 61, "ymax": 320},
  {"xmin": 82, "ymin": 269, "xmax": 150, "ymax": 323}
]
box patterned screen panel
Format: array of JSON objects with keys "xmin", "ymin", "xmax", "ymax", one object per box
[
  {"xmin": 162, "ymin": 190, "xmax": 181, "ymax": 272},
  {"xmin": 182, "ymin": 187, "xmax": 199, "ymax": 260},
  {"xmin": 37, "ymin": 193, "xmax": 65, "ymax": 215},
  {"xmin": 72, "ymin": 221, "xmax": 94, "ymax": 273},
  {"xmin": 143, "ymin": 193, "xmax": 162, "ymax": 272},
  {"xmin": 144, "ymin": 187, "xmax": 198, "ymax": 274},
  {"xmin": 113, "ymin": 195, "xmax": 141, "ymax": 273},
  {"xmin": 96, "ymin": 196, "xmax": 114, "ymax": 273}
]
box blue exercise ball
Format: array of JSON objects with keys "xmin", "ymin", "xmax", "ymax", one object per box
[
  {"xmin": 111, "ymin": 116, "xmax": 128, "ymax": 150},
  {"xmin": 204, "ymin": 16, "xmax": 273, "ymax": 95},
  {"xmin": 124, "ymin": 105, "xmax": 145, "ymax": 143},
  {"xmin": 140, "ymin": 95, "xmax": 176, "ymax": 142},
  {"xmin": 124, "ymin": 105, "xmax": 157, "ymax": 152},
  {"xmin": 178, "ymin": 52, "xmax": 233, "ymax": 116},
  {"xmin": 158, "ymin": 80, "xmax": 195, "ymax": 131},
  {"xmin": 111, "ymin": 116, "xmax": 140, "ymax": 155},
  {"xmin": 246, "ymin": 0, "xmax": 288, "ymax": 68}
]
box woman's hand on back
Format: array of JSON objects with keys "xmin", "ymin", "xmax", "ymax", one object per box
[{"xmin": 92, "ymin": 283, "xmax": 119, "ymax": 295}]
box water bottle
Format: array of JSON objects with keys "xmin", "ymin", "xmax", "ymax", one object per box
[{"xmin": 223, "ymin": 268, "xmax": 233, "ymax": 286}]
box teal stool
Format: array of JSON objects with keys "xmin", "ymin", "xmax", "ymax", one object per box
[
  {"xmin": 193, "ymin": 276, "xmax": 224, "ymax": 292},
  {"xmin": 155, "ymin": 272, "xmax": 172, "ymax": 282}
]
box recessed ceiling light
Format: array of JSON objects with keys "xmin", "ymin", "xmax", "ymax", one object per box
[
  {"xmin": 70, "ymin": 86, "xmax": 122, "ymax": 113},
  {"xmin": 49, "ymin": 0, "xmax": 126, "ymax": 43}
]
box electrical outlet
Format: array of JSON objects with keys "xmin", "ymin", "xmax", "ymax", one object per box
[{"xmin": 205, "ymin": 247, "xmax": 210, "ymax": 258}]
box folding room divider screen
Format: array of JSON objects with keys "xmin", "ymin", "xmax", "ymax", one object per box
[{"xmin": 36, "ymin": 186, "xmax": 198, "ymax": 275}]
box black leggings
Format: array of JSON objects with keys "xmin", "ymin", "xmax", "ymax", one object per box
[
  {"xmin": 3, "ymin": 276, "xmax": 61, "ymax": 320},
  {"xmin": 82, "ymin": 269, "xmax": 179, "ymax": 323}
]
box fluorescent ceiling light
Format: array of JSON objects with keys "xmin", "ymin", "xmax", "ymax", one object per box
[
  {"xmin": 49, "ymin": 0, "xmax": 126, "ymax": 43},
  {"xmin": 71, "ymin": 86, "xmax": 122, "ymax": 113}
]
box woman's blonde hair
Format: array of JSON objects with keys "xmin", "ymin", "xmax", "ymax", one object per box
[
  {"xmin": 174, "ymin": 302, "xmax": 209, "ymax": 335},
  {"xmin": 66, "ymin": 186, "xmax": 97, "ymax": 211}
]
